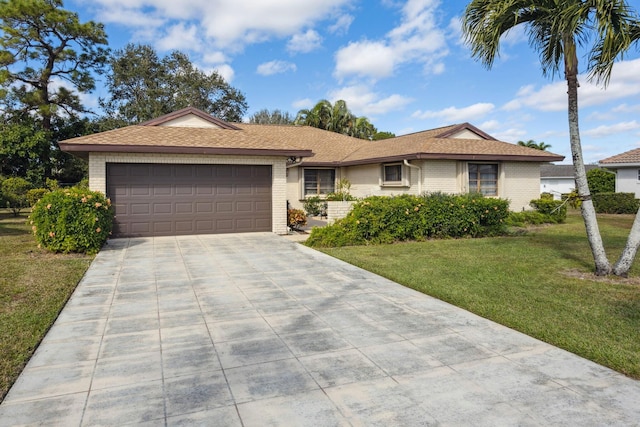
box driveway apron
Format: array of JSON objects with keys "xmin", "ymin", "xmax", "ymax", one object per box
[{"xmin": 1, "ymin": 233, "xmax": 639, "ymax": 426}]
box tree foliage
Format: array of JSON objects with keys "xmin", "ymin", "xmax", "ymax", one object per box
[
  {"xmin": 295, "ymin": 99, "xmax": 378, "ymax": 140},
  {"xmin": 0, "ymin": 0, "xmax": 106, "ymax": 185},
  {"xmin": 463, "ymin": 0, "xmax": 640, "ymax": 276},
  {"xmin": 99, "ymin": 44, "xmax": 248, "ymax": 127},
  {"xmin": 587, "ymin": 168, "xmax": 615, "ymax": 194},
  {"xmin": 517, "ymin": 139, "xmax": 551, "ymax": 151},
  {"xmin": 249, "ymin": 108, "xmax": 294, "ymax": 125},
  {"xmin": 373, "ymin": 131, "xmax": 396, "ymax": 141},
  {"xmin": 0, "ymin": 0, "xmax": 108, "ymax": 131}
]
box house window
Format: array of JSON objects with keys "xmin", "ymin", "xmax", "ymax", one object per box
[
  {"xmin": 382, "ymin": 163, "xmax": 405, "ymax": 186},
  {"xmin": 469, "ymin": 163, "xmax": 498, "ymax": 196},
  {"xmin": 637, "ymin": 169, "xmax": 640, "ymax": 181},
  {"xmin": 303, "ymin": 169, "xmax": 335, "ymax": 196}
]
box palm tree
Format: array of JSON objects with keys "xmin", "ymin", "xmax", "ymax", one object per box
[
  {"xmin": 517, "ymin": 140, "xmax": 551, "ymax": 151},
  {"xmin": 295, "ymin": 99, "xmax": 377, "ymax": 140},
  {"xmin": 463, "ymin": 0, "xmax": 640, "ymax": 276}
]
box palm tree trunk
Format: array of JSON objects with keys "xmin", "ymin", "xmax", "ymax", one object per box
[
  {"xmin": 613, "ymin": 206, "xmax": 640, "ymax": 276},
  {"xmin": 565, "ymin": 50, "xmax": 611, "ymax": 275}
]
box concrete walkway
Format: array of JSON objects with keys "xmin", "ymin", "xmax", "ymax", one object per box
[{"xmin": 1, "ymin": 233, "xmax": 639, "ymax": 426}]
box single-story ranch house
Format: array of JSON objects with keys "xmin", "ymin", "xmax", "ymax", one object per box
[
  {"xmin": 599, "ymin": 148, "xmax": 640, "ymax": 198},
  {"xmin": 59, "ymin": 107, "xmax": 564, "ymax": 237},
  {"xmin": 540, "ymin": 164, "xmax": 599, "ymax": 200}
]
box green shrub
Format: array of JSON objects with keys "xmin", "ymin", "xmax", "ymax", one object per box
[
  {"xmin": 306, "ymin": 193, "xmax": 510, "ymax": 247},
  {"xmin": 303, "ymin": 196, "xmax": 324, "ymax": 216},
  {"xmin": 506, "ymin": 211, "xmax": 555, "ymax": 226},
  {"xmin": 26, "ymin": 188, "xmax": 50, "ymax": 206},
  {"xmin": 587, "ymin": 168, "xmax": 615, "ymax": 194},
  {"xmin": 1, "ymin": 177, "xmax": 33, "ymax": 216},
  {"xmin": 592, "ymin": 193, "xmax": 640, "ymax": 214},
  {"xmin": 29, "ymin": 187, "xmax": 114, "ymax": 254},
  {"xmin": 287, "ymin": 208, "xmax": 307, "ymax": 230},
  {"xmin": 529, "ymin": 198, "xmax": 567, "ymax": 223}
]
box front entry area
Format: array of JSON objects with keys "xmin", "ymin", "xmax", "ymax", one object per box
[{"xmin": 106, "ymin": 163, "xmax": 272, "ymax": 237}]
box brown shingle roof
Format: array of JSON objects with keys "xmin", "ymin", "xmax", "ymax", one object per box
[
  {"xmin": 59, "ymin": 109, "xmax": 565, "ymax": 164},
  {"xmin": 600, "ymin": 148, "xmax": 640, "ymax": 165},
  {"xmin": 59, "ymin": 125, "xmax": 313, "ymax": 158}
]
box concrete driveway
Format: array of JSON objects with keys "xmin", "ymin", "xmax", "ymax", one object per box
[{"xmin": 1, "ymin": 233, "xmax": 639, "ymax": 426}]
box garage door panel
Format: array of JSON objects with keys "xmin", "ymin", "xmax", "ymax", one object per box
[
  {"xmin": 153, "ymin": 203, "xmax": 172, "ymax": 214},
  {"xmin": 175, "ymin": 203, "xmax": 193, "ymax": 214},
  {"xmin": 130, "ymin": 204, "xmax": 150, "ymax": 215},
  {"xmin": 236, "ymin": 201, "xmax": 253, "ymax": 212},
  {"xmin": 175, "ymin": 185, "xmax": 194, "ymax": 196},
  {"xmin": 107, "ymin": 164, "xmax": 272, "ymax": 237}
]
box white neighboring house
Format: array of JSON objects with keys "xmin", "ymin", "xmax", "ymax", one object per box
[
  {"xmin": 540, "ymin": 164, "xmax": 599, "ymax": 200},
  {"xmin": 599, "ymin": 149, "xmax": 640, "ymax": 198}
]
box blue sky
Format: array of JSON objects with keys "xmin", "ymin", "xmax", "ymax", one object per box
[{"xmin": 67, "ymin": 0, "xmax": 640, "ymax": 165}]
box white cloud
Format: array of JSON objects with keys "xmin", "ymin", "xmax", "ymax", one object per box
[
  {"xmin": 412, "ymin": 102, "xmax": 495, "ymax": 123},
  {"xmin": 256, "ymin": 60, "xmax": 297, "ymax": 76},
  {"xmin": 503, "ymin": 59, "xmax": 640, "ymax": 112},
  {"xmin": 493, "ymin": 127, "xmax": 527, "ymax": 143},
  {"xmin": 334, "ymin": 40, "xmax": 396, "ymax": 80},
  {"xmin": 333, "ymin": 0, "xmax": 448, "ymax": 81},
  {"xmin": 156, "ymin": 23, "xmax": 199, "ymax": 51},
  {"xmin": 613, "ymin": 103, "xmax": 640, "ymax": 114},
  {"xmin": 584, "ymin": 121, "xmax": 640, "ymax": 138},
  {"xmin": 213, "ymin": 64, "xmax": 235, "ymax": 83},
  {"xmin": 92, "ymin": 0, "xmax": 352, "ymax": 50},
  {"xmin": 202, "ymin": 51, "xmax": 228, "ymax": 64},
  {"xmin": 479, "ymin": 120, "xmax": 501, "ymax": 132},
  {"xmin": 287, "ymin": 30, "xmax": 322, "ymax": 54},
  {"xmin": 329, "ymin": 14, "xmax": 353, "ymax": 35},
  {"xmin": 328, "ymin": 85, "xmax": 413, "ymax": 116}
]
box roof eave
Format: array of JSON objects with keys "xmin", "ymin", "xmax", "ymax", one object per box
[
  {"xmin": 58, "ymin": 143, "xmax": 313, "ymax": 158},
  {"xmin": 598, "ymin": 162, "xmax": 638, "ymax": 168}
]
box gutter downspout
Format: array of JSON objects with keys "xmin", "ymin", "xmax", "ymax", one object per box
[{"xmin": 403, "ymin": 159, "xmax": 422, "ymax": 194}]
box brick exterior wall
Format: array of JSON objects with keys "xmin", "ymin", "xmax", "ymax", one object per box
[
  {"xmin": 327, "ymin": 201, "xmax": 356, "ymax": 223},
  {"xmin": 422, "ymin": 160, "xmax": 459, "ymax": 194},
  {"xmin": 501, "ymin": 162, "xmax": 541, "ymax": 211},
  {"xmin": 89, "ymin": 152, "xmax": 289, "ymax": 235}
]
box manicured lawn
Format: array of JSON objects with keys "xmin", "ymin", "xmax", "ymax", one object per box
[
  {"xmin": 0, "ymin": 211, "xmax": 93, "ymax": 401},
  {"xmin": 319, "ymin": 212, "xmax": 640, "ymax": 379}
]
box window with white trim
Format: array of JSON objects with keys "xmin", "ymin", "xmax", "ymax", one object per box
[
  {"xmin": 382, "ymin": 163, "xmax": 406, "ymax": 186},
  {"xmin": 303, "ymin": 169, "xmax": 335, "ymax": 196},
  {"xmin": 468, "ymin": 163, "xmax": 498, "ymax": 196}
]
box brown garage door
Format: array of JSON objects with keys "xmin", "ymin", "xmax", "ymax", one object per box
[{"xmin": 107, "ymin": 163, "xmax": 272, "ymax": 237}]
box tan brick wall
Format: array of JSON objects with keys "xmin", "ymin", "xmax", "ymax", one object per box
[
  {"xmin": 327, "ymin": 201, "xmax": 356, "ymax": 223},
  {"xmin": 89, "ymin": 152, "xmax": 289, "ymax": 234},
  {"xmin": 422, "ymin": 160, "xmax": 459, "ymax": 194},
  {"xmin": 501, "ymin": 162, "xmax": 541, "ymax": 211}
]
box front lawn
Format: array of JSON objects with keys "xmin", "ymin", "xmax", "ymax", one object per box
[
  {"xmin": 319, "ymin": 212, "xmax": 640, "ymax": 379},
  {"xmin": 0, "ymin": 211, "xmax": 93, "ymax": 401}
]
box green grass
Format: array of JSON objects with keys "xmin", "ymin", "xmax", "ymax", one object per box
[
  {"xmin": 319, "ymin": 212, "xmax": 640, "ymax": 379},
  {"xmin": 0, "ymin": 210, "xmax": 93, "ymax": 401}
]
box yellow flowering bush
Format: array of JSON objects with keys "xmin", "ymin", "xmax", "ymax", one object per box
[{"xmin": 29, "ymin": 186, "xmax": 114, "ymax": 254}]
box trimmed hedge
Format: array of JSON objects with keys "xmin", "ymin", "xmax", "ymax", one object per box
[
  {"xmin": 528, "ymin": 198, "xmax": 567, "ymax": 223},
  {"xmin": 593, "ymin": 193, "xmax": 640, "ymax": 214},
  {"xmin": 306, "ymin": 193, "xmax": 510, "ymax": 247},
  {"xmin": 29, "ymin": 187, "xmax": 114, "ymax": 254}
]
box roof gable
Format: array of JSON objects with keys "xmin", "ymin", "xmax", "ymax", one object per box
[{"xmin": 139, "ymin": 107, "xmax": 241, "ymax": 130}]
